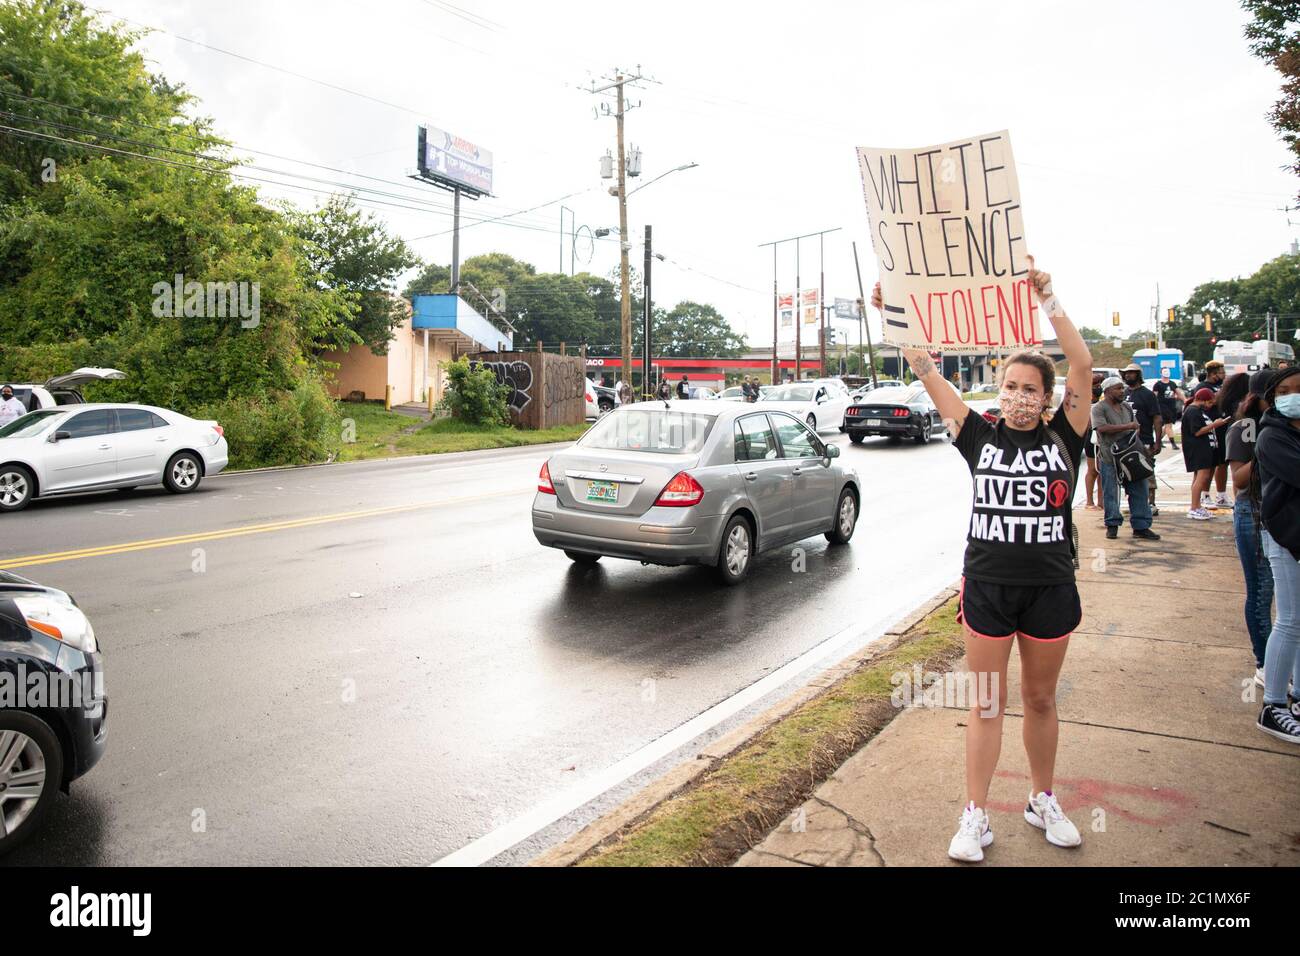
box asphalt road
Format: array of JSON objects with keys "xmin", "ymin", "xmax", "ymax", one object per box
[{"xmin": 1, "ymin": 428, "xmax": 973, "ymax": 866}]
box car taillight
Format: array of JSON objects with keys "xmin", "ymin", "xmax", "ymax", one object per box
[
  {"xmin": 893, "ymin": 408, "xmax": 909, "ymax": 417},
  {"xmin": 655, "ymin": 471, "xmax": 704, "ymax": 507},
  {"xmin": 213, "ymin": 424, "xmax": 224, "ymax": 438},
  {"xmin": 538, "ymin": 461, "xmax": 555, "ymax": 494},
  {"xmin": 846, "ymin": 407, "xmax": 858, "ymax": 416}
]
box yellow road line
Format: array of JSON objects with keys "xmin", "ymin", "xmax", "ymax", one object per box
[{"xmin": 1, "ymin": 488, "xmax": 529, "ymax": 569}]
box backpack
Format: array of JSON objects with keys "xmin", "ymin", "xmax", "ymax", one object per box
[{"xmin": 1112, "ymin": 430, "xmax": 1155, "ymax": 484}]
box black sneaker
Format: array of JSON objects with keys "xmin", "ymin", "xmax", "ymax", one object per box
[
  {"xmin": 1257, "ymin": 704, "xmax": 1300, "ymax": 744},
  {"xmin": 1133, "ymin": 528, "xmax": 1161, "ymax": 540},
  {"xmin": 1106, "ymin": 526, "xmax": 1118, "ymax": 539},
  {"xmin": 1151, "ymin": 507, "xmax": 1160, "ymax": 517}
]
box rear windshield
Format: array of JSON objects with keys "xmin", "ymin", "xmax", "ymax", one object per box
[
  {"xmin": 762, "ymin": 385, "xmax": 814, "ymax": 402},
  {"xmin": 0, "ymin": 408, "xmax": 63, "ymax": 439},
  {"xmin": 581, "ymin": 409, "xmax": 715, "ymax": 454}
]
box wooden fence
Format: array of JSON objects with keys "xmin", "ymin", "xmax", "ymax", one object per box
[{"xmin": 471, "ymin": 348, "xmax": 586, "ymax": 430}]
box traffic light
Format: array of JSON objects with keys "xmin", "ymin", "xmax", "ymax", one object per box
[
  {"xmin": 1112, "ymin": 311, "xmax": 1120, "ymax": 327},
  {"xmin": 1146, "ymin": 339, "xmax": 1157, "ymax": 349},
  {"xmin": 1210, "ymin": 336, "xmax": 1217, "ymax": 345},
  {"xmin": 1167, "ymin": 308, "xmax": 1176, "ymax": 324},
  {"xmin": 1203, "ymin": 313, "xmax": 1212, "ymax": 331}
]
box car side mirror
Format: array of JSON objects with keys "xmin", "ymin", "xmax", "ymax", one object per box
[
  {"xmin": 824, "ymin": 444, "xmax": 840, "ymax": 461},
  {"xmin": 49, "ymin": 430, "xmax": 72, "ymax": 442}
]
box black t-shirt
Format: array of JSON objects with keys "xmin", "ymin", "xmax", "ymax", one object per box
[
  {"xmin": 1152, "ymin": 379, "xmax": 1179, "ymax": 413},
  {"xmin": 1225, "ymin": 418, "xmax": 1262, "ymax": 505},
  {"xmin": 953, "ymin": 411, "xmax": 1085, "ymax": 586},
  {"xmin": 1181, "ymin": 404, "xmax": 1218, "ymax": 457},
  {"xmin": 1124, "ymin": 385, "xmax": 1161, "ymax": 444}
]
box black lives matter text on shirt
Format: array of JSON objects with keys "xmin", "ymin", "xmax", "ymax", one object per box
[{"xmin": 954, "ymin": 410, "xmax": 1085, "ymax": 586}]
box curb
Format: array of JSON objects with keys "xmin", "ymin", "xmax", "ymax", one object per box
[
  {"xmin": 529, "ymin": 581, "xmax": 961, "ymax": 867},
  {"xmin": 216, "ymin": 438, "xmax": 582, "ymax": 478}
]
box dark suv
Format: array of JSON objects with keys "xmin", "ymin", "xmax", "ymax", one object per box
[{"xmin": 0, "ymin": 570, "xmax": 106, "ymax": 855}]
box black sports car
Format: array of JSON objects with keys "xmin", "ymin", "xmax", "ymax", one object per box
[
  {"xmin": 0, "ymin": 570, "xmax": 106, "ymax": 856},
  {"xmin": 843, "ymin": 385, "xmax": 947, "ymax": 445}
]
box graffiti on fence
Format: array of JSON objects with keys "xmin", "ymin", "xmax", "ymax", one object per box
[{"xmin": 472, "ymin": 360, "xmax": 533, "ymax": 412}]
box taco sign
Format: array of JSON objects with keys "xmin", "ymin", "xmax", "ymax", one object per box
[{"xmin": 857, "ymin": 130, "xmax": 1041, "ymax": 353}]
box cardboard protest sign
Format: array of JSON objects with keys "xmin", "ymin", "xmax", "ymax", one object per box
[{"xmin": 857, "ymin": 130, "xmax": 1040, "ymax": 353}]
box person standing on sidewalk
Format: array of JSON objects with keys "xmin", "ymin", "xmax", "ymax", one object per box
[
  {"xmin": 1092, "ymin": 377, "xmax": 1160, "ymax": 541},
  {"xmin": 1083, "ymin": 373, "xmax": 1104, "ymax": 511},
  {"xmin": 1152, "ymin": 369, "xmax": 1181, "ymax": 449},
  {"xmin": 1226, "ymin": 370, "xmax": 1277, "ymax": 689},
  {"xmin": 1182, "ymin": 388, "xmax": 1230, "ymax": 520},
  {"xmin": 875, "ymin": 256, "xmax": 1092, "ymax": 863},
  {"xmin": 1122, "ymin": 364, "xmax": 1163, "ymax": 516},
  {"xmin": 1255, "ymin": 366, "xmax": 1300, "ymax": 743},
  {"xmin": 1199, "ymin": 361, "xmax": 1231, "ymax": 508}
]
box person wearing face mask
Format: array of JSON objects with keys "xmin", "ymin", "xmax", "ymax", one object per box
[
  {"xmin": 1181, "ymin": 388, "xmax": 1231, "ymax": 520},
  {"xmin": 1225, "ymin": 370, "xmax": 1277, "ymax": 689},
  {"xmin": 1151, "ymin": 369, "xmax": 1181, "ymax": 450},
  {"xmin": 874, "ymin": 255, "xmax": 1093, "ymax": 863},
  {"xmin": 1082, "ymin": 373, "xmax": 1103, "ymax": 510},
  {"xmin": 1255, "ymin": 365, "xmax": 1300, "ymax": 743},
  {"xmin": 0, "ymin": 385, "xmax": 25, "ymax": 428},
  {"xmin": 1092, "ymin": 377, "xmax": 1159, "ymax": 541}
]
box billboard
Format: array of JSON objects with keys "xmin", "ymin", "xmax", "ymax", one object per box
[
  {"xmin": 801, "ymin": 288, "xmax": 819, "ymax": 325},
  {"xmin": 778, "ymin": 292, "xmax": 794, "ymax": 328},
  {"xmin": 418, "ymin": 125, "xmax": 493, "ymax": 196},
  {"xmin": 857, "ymin": 130, "xmax": 1038, "ymax": 353}
]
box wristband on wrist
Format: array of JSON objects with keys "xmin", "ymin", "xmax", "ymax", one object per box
[{"xmin": 1039, "ymin": 293, "xmax": 1066, "ymax": 319}]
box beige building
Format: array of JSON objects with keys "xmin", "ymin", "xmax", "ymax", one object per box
[{"xmin": 321, "ymin": 294, "xmax": 512, "ymax": 406}]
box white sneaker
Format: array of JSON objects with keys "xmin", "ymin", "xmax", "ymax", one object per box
[
  {"xmin": 1186, "ymin": 508, "xmax": 1213, "ymax": 520},
  {"xmin": 1215, "ymin": 494, "xmax": 1230, "ymax": 508},
  {"xmin": 1025, "ymin": 790, "xmax": 1081, "ymax": 848},
  {"xmin": 1255, "ymin": 667, "xmax": 1266, "ymax": 688},
  {"xmin": 948, "ymin": 801, "xmax": 993, "ymax": 862},
  {"xmin": 1200, "ymin": 493, "xmax": 1212, "ymax": 509}
]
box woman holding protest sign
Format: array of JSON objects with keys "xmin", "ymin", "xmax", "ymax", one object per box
[{"xmin": 873, "ymin": 256, "xmax": 1092, "ymax": 863}]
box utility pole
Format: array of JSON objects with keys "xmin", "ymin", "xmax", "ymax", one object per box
[
  {"xmin": 1155, "ymin": 282, "xmax": 1162, "ymax": 350},
  {"xmin": 851, "ymin": 241, "xmax": 879, "ymax": 388},
  {"xmin": 758, "ymin": 227, "xmax": 840, "ymax": 384},
  {"xmin": 819, "ymin": 233, "xmax": 827, "ymax": 376},
  {"xmin": 587, "ymin": 67, "xmax": 648, "ymax": 392},
  {"xmin": 643, "ymin": 224, "xmax": 653, "ymax": 400}
]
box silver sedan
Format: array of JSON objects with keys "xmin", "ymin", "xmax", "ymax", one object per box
[{"xmin": 532, "ymin": 400, "xmax": 861, "ymax": 584}]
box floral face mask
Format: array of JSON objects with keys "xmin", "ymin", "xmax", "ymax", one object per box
[{"xmin": 998, "ymin": 388, "xmax": 1045, "ymax": 428}]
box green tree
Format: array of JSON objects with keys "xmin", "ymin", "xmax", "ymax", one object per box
[
  {"xmin": 0, "ymin": 0, "xmax": 352, "ymax": 466},
  {"xmin": 1171, "ymin": 253, "xmax": 1300, "ymax": 362},
  {"xmin": 649, "ymin": 301, "xmax": 747, "ymax": 357},
  {"xmin": 293, "ymin": 194, "xmax": 418, "ymax": 353},
  {"xmin": 1243, "ymin": 0, "xmax": 1300, "ymax": 200}
]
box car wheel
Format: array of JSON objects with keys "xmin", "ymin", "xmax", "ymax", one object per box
[
  {"xmin": 163, "ymin": 452, "xmax": 203, "ymax": 494},
  {"xmin": 0, "ymin": 711, "xmax": 63, "ymax": 858},
  {"xmin": 598, "ymin": 398, "xmax": 614, "ymax": 414},
  {"xmin": 825, "ymin": 487, "xmax": 858, "ymax": 544},
  {"xmin": 849, "ymin": 433, "xmax": 864, "ymax": 444},
  {"xmin": 715, "ymin": 513, "xmax": 753, "ymax": 586},
  {"xmin": 0, "ymin": 465, "xmax": 35, "ymax": 512},
  {"xmin": 564, "ymin": 550, "xmax": 601, "ymax": 565},
  {"xmin": 914, "ymin": 424, "xmax": 930, "ymax": 445},
  {"xmin": 805, "ymin": 413, "xmax": 817, "ymax": 432}
]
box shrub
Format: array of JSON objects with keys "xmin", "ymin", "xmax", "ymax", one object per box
[
  {"xmin": 198, "ymin": 377, "xmax": 342, "ymax": 470},
  {"xmin": 439, "ymin": 356, "xmax": 509, "ymax": 426}
]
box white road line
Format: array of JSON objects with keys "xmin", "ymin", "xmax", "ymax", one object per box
[{"xmin": 430, "ymin": 580, "xmax": 950, "ymax": 867}]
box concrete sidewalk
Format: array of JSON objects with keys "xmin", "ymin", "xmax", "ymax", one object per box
[{"xmin": 738, "ymin": 448, "xmax": 1300, "ymax": 867}]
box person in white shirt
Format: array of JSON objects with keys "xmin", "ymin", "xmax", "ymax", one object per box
[{"xmin": 0, "ymin": 385, "xmax": 27, "ymax": 428}]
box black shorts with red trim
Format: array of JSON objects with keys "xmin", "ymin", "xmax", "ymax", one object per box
[{"xmin": 957, "ymin": 577, "xmax": 1082, "ymax": 641}]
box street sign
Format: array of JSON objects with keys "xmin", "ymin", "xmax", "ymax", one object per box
[{"xmin": 834, "ymin": 297, "xmax": 860, "ymax": 320}]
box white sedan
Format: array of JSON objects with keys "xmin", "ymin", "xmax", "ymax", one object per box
[
  {"xmin": 0, "ymin": 404, "xmax": 228, "ymax": 512},
  {"xmin": 758, "ymin": 380, "xmax": 851, "ymax": 433}
]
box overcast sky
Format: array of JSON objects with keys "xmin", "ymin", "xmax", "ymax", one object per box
[{"xmin": 101, "ymin": 0, "xmax": 1294, "ymax": 351}]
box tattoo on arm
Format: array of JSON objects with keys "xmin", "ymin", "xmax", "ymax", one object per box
[
  {"xmin": 1062, "ymin": 386, "xmax": 1079, "ymax": 412},
  {"xmin": 906, "ymin": 351, "xmax": 936, "ymax": 377}
]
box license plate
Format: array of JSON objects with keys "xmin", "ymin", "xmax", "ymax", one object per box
[
  {"xmin": 867, "ymin": 418, "xmax": 882, "ymax": 427},
  {"xmin": 585, "ymin": 479, "xmax": 619, "ymax": 502}
]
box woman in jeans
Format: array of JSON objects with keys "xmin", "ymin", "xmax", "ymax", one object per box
[
  {"xmin": 1225, "ymin": 371, "xmax": 1273, "ymax": 687},
  {"xmin": 1256, "ymin": 365, "xmax": 1300, "ymax": 743}
]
